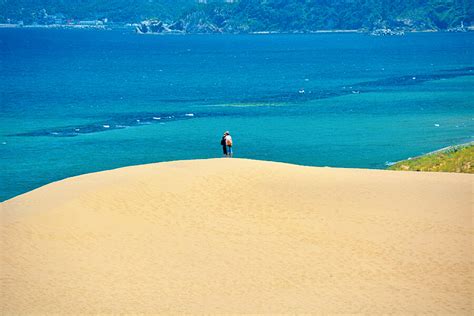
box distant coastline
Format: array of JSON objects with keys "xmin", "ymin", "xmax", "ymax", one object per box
[
  {"xmin": 0, "ymin": 23, "xmax": 107, "ymax": 30},
  {"xmin": 1, "ymin": 22, "xmax": 473, "ymax": 35},
  {"xmin": 0, "ymin": 23, "xmax": 123, "ymax": 30}
]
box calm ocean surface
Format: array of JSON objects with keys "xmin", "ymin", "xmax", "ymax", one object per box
[{"xmin": 1, "ymin": 29, "xmax": 473, "ymax": 201}]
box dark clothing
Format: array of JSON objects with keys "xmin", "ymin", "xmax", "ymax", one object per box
[{"xmin": 221, "ymin": 136, "xmax": 227, "ymax": 155}]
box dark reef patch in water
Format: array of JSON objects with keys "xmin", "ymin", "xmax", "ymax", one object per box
[
  {"xmin": 354, "ymin": 72, "xmax": 473, "ymax": 88},
  {"xmin": 11, "ymin": 112, "xmax": 198, "ymax": 137},
  {"xmin": 11, "ymin": 67, "xmax": 473, "ymax": 138},
  {"xmin": 243, "ymin": 66, "xmax": 474, "ymax": 104},
  {"xmin": 147, "ymin": 67, "xmax": 474, "ymax": 106},
  {"xmin": 440, "ymin": 66, "xmax": 474, "ymax": 72}
]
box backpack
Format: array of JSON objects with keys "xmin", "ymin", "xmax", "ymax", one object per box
[{"xmin": 226, "ymin": 137, "xmax": 232, "ymax": 146}]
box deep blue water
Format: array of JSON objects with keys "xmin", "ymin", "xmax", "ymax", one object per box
[{"xmin": 1, "ymin": 29, "xmax": 473, "ymax": 201}]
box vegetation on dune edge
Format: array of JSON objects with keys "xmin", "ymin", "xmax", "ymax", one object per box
[{"xmin": 388, "ymin": 143, "xmax": 474, "ymax": 173}]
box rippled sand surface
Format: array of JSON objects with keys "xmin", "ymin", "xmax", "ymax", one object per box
[{"xmin": 1, "ymin": 159, "xmax": 472, "ymax": 313}]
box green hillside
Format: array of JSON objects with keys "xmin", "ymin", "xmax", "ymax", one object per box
[
  {"xmin": 389, "ymin": 144, "xmax": 474, "ymax": 173},
  {"xmin": 0, "ymin": 0, "xmax": 196, "ymax": 23},
  {"xmin": 1, "ymin": 0, "xmax": 473, "ymax": 32}
]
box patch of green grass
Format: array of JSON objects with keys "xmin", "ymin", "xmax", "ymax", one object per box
[{"xmin": 389, "ymin": 144, "xmax": 474, "ymax": 174}]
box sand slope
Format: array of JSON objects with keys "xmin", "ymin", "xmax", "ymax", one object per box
[{"xmin": 1, "ymin": 158, "xmax": 473, "ymax": 314}]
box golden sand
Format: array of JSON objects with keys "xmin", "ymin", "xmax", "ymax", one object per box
[{"xmin": 1, "ymin": 158, "xmax": 473, "ymax": 313}]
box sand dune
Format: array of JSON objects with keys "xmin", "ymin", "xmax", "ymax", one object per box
[{"xmin": 1, "ymin": 158, "xmax": 473, "ymax": 314}]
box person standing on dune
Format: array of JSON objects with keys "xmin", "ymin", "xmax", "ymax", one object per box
[
  {"xmin": 220, "ymin": 132, "xmax": 228, "ymax": 157},
  {"xmin": 225, "ymin": 131, "xmax": 233, "ymax": 157}
]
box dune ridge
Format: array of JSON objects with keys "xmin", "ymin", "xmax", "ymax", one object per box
[{"xmin": 1, "ymin": 158, "xmax": 473, "ymax": 313}]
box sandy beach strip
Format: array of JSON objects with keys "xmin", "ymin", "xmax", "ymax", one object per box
[{"xmin": 1, "ymin": 158, "xmax": 473, "ymax": 313}]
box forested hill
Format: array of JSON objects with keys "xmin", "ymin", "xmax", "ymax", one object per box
[
  {"xmin": 0, "ymin": 0, "xmax": 196, "ymax": 22},
  {"xmin": 1, "ymin": 0, "xmax": 473, "ymax": 32}
]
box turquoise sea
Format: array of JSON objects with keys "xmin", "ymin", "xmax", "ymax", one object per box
[{"xmin": 1, "ymin": 29, "xmax": 473, "ymax": 201}]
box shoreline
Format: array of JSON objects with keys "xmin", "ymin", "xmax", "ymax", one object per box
[{"xmin": 1, "ymin": 24, "xmax": 472, "ymax": 34}]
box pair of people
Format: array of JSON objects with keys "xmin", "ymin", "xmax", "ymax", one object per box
[{"xmin": 220, "ymin": 131, "xmax": 233, "ymax": 157}]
